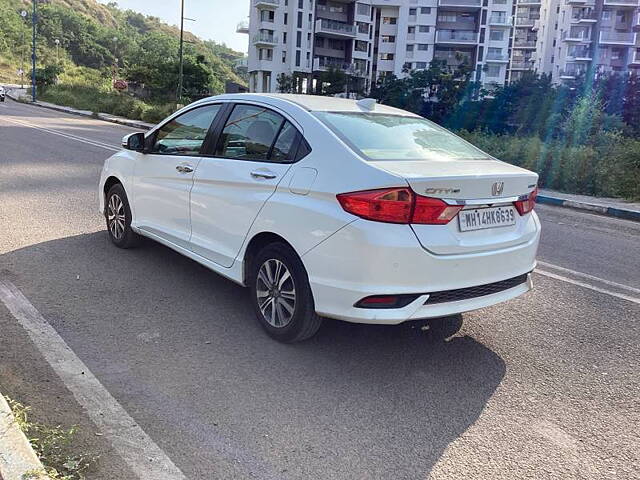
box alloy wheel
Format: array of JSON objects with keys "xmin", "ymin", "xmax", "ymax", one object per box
[
  {"xmin": 256, "ymin": 259, "xmax": 296, "ymax": 328},
  {"xmin": 107, "ymin": 194, "xmax": 126, "ymax": 240}
]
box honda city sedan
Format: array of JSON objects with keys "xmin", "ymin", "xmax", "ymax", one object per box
[{"xmin": 99, "ymin": 94, "xmax": 540, "ymax": 342}]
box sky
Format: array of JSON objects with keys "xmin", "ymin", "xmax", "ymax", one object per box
[{"xmin": 98, "ymin": 0, "xmax": 249, "ymax": 53}]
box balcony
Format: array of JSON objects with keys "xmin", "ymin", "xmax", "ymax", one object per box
[
  {"xmin": 635, "ymin": 13, "xmax": 640, "ymax": 32},
  {"xmin": 435, "ymin": 29, "xmax": 479, "ymax": 44},
  {"xmin": 571, "ymin": 12, "xmax": 597, "ymax": 23},
  {"xmin": 313, "ymin": 57, "xmax": 366, "ymax": 76},
  {"xmin": 562, "ymin": 30, "xmax": 591, "ymax": 42},
  {"xmin": 252, "ymin": 33, "xmax": 278, "ymax": 46},
  {"xmin": 485, "ymin": 52, "xmax": 510, "ymax": 62},
  {"xmin": 437, "ymin": 0, "xmax": 482, "ymax": 9},
  {"xmin": 516, "ymin": 16, "xmax": 540, "ymax": 27},
  {"xmin": 315, "ymin": 19, "xmax": 356, "ymax": 38},
  {"xmin": 513, "ymin": 39, "xmax": 537, "ymax": 48},
  {"xmin": 603, "ymin": 0, "xmax": 638, "ymax": 6},
  {"xmin": 489, "ymin": 16, "xmax": 512, "ymax": 27},
  {"xmin": 567, "ymin": 48, "xmax": 593, "ymax": 61},
  {"xmin": 236, "ymin": 21, "xmax": 249, "ymax": 34},
  {"xmin": 433, "ymin": 51, "xmax": 474, "ymax": 67},
  {"xmin": 599, "ymin": 31, "xmax": 637, "ymax": 45},
  {"xmin": 518, "ymin": 0, "xmax": 541, "ymax": 4},
  {"xmin": 253, "ymin": 0, "xmax": 279, "ymax": 8},
  {"xmin": 510, "ymin": 60, "xmax": 535, "ymax": 69}
]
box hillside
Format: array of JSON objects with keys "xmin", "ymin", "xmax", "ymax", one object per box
[{"xmin": 0, "ymin": 0, "xmax": 245, "ymax": 94}]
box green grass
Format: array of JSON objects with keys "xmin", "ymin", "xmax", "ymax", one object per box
[{"xmin": 40, "ymin": 84, "xmax": 175, "ymax": 124}]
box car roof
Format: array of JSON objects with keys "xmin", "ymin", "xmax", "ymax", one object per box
[{"xmin": 196, "ymin": 93, "xmax": 419, "ymax": 117}]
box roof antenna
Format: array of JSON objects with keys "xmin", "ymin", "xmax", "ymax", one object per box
[{"xmin": 356, "ymin": 98, "xmax": 376, "ymax": 111}]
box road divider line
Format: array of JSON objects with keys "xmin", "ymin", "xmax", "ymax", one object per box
[
  {"xmin": 535, "ymin": 269, "xmax": 640, "ymax": 305},
  {"xmin": 0, "ymin": 278, "xmax": 187, "ymax": 480},
  {"xmin": 538, "ymin": 260, "xmax": 640, "ymax": 295},
  {"xmin": 0, "ymin": 116, "xmax": 120, "ymax": 152}
]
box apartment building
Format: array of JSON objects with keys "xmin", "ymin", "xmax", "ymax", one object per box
[
  {"xmin": 509, "ymin": 0, "xmax": 640, "ymax": 83},
  {"xmin": 240, "ymin": 0, "xmax": 640, "ymax": 94},
  {"xmin": 241, "ymin": 0, "xmax": 516, "ymax": 93}
]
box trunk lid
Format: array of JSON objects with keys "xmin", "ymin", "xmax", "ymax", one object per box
[{"xmin": 371, "ymin": 158, "xmax": 539, "ymax": 255}]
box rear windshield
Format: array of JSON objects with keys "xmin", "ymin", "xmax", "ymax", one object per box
[{"xmin": 314, "ymin": 112, "xmax": 489, "ymax": 161}]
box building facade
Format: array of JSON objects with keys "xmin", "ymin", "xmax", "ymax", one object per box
[{"xmin": 240, "ymin": 0, "xmax": 640, "ymax": 93}]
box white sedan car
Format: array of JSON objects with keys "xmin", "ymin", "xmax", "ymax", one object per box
[{"xmin": 99, "ymin": 94, "xmax": 540, "ymax": 342}]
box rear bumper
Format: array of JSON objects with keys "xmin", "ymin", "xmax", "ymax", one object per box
[{"xmin": 303, "ymin": 216, "xmax": 539, "ymax": 324}]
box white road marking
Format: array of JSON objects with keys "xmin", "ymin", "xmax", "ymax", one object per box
[
  {"xmin": 538, "ymin": 260, "xmax": 640, "ymax": 295},
  {"xmin": 0, "ymin": 279, "xmax": 187, "ymax": 480},
  {"xmin": 535, "ymin": 269, "xmax": 640, "ymax": 305},
  {"xmin": 0, "ymin": 116, "xmax": 120, "ymax": 152}
]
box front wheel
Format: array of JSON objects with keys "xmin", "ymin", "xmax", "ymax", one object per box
[
  {"xmin": 105, "ymin": 183, "xmax": 141, "ymax": 248},
  {"xmin": 249, "ymin": 243, "xmax": 322, "ymax": 343}
]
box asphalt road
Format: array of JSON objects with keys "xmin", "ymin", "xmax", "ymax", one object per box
[{"xmin": 1, "ymin": 97, "xmax": 639, "ymax": 480}]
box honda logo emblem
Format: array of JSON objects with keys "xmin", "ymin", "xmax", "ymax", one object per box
[{"xmin": 491, "ymin": 182, "xmax": 504, "ymax": 196}]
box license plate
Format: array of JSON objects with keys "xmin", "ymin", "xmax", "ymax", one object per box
[{"xmin": 458, "ymin": 206, "xmax": 517, "ymax": 232}]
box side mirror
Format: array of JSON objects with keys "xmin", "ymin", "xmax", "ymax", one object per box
[{"xmin": 122, "ymin": 132, "xmax": 145, "ymax": 152}]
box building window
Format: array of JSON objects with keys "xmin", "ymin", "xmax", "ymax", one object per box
[
  {"xmin": 356, "ymin": 3, "xmax": 370, "ymax": 16},
  {"xmin": 380, "ymin": 53, "xmax": 394, "ymax": 60},
  {"xmin": 283, "ymin": 32, "xmax": 287, "ymax": 44},
  {"xmin": 419, "ymin": 25, "xmax": 429, "ymax": 33},
  {"xmin": 406, "ymin": 44, "xmax": 414, "ymax": 51},
  {"xmin": 382, "ymin": 17, "xmax": 397, "ymax": 25},
  {"xmin": 420, "ymin": 7, "xmax": 431, "ymax": 14},
  {"xmin": 409, "ymin": 8, "xmax": 417, "ymax": 15},
  {"xmin": 298, "ymin": 0, "xmax": 303, "ymax": 8},
  {"xmin": 355, "ymin": 40, "xmax": 368, "ymax": 52},
  {"xmin": 282, "ymin": 51, "xmax": 286, "ymax": 62},
  {"xmin": 489, "ymin": 29, "xmax": 504, "ymax": 41},
  {"xmin": 486, "ymin": 65, "xmax": 501, "ymax": 77},
  {"xmin": 296, "ymin": 50, "xmax": 301, "ymax": 66},
  {"xmin": 602, "ymin": 10, "xmax": 611, "ymax": 20},
  {"xmin": 438, "ymin": 14, "xmax": 457, "ymax": 22},
  {"xmin": 297, "ymin": 12, "xmax": 302, "ymax": 28},
  {"xmin": 415, "ymin": 62, "xmax": 427, "ymax": 69},
  {"xmin": 381, "ymin": 35, "xmax": 396, "ymax": 43},
  {"xmin": 284, "ymin": 13, "xmax": 288, "ymax": 24},
  {"xmin": 296, "ymin": 31, "xmax": 302, "ymax": 47},
  {"xmin": 417, "ymin": 43, "xmax": 428, "ymax": 51},
  {"xmin": 260, "ymin": 10, "xmax": 274, "ymax": 22},
  {"xmin": 408, "ymin": 26, "xmax": 415, "ymax": 33}
]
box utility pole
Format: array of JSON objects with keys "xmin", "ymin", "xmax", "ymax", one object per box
[
  {"xmin": 177, "ymin": 0, "xmax": 184, "ymax": 106},
  {"xmin": 31, "ymin": 0, "xmax": 37, "ymax": 102},
  {"xmin": 20, "ymin": 10, "xmax": 27, "ymax": 89}
]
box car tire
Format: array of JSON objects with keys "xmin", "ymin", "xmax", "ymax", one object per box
[
  {"xmin": 105, "ymin": 183, "xmax": 141, "ymax": 249},
  {"xmin": 249, "ymin": 243, "xmax": 322, "ymax": 343}
]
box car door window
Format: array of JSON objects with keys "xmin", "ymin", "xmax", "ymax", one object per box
[
  {"xmin": 270, "ymin": 121, "xmax": 298, "ymax": 163},
  {"xmin": 151, "ymin": 105, "xmax": 221, "ymax": 155},
  {"xmin": 216, "ymin": 105, "xmax": 285, "ymax": 161}
]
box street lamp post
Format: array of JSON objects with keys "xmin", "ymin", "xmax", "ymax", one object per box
[
  {"xmin": 54, "ymin": 38, "xmax": 60, "ymax": 64},
  {"xmin": 31, "ymin": 0, "xmax": 37, "ymax": 102},
  {"xmin": 20, "ymin": 10, "xmax": 27, "ymax": 89},
  {"xmin": 177, "ymin": 1, "xmax": 196, "ymax": 106},
  {"xmin": 178, "ymin": 0, "xmax": 184, "ymax": 105}
]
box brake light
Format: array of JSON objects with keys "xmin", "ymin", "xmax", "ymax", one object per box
[
  {"xmin": 514, "ymin": 187, "xmax": 538, "ymax": 216},
  {"xmin": 337, "ymin": 188, "xmax": 463, "ymax": 225}
]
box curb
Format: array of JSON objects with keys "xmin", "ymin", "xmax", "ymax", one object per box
[
  {"xmin": 6, "ymin": 89, "xmax": 153, "ymax": 131},
  {"xmin": 537, "ymin": 195, "xmax": 640, "ymax": 222},
  {"xmin": 0, "ymin": 394, "xmax": 50, "ymax": 480}
]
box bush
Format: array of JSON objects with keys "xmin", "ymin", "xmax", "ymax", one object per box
[
  {"xmin": 459, "ymin": 130, "xmax": 640, "ymax": 201},
  {"xmin": 39, "ymin": 84, "xmax": 174, "ymax": 123}
]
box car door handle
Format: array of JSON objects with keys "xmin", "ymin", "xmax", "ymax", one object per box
[
  {"xmin": 250, "ymin": 170, "xmax": 277, "ymax": 180},
  {"xmin": 176, "ymin": 164, "xmax": 194, "ymax": 173}
]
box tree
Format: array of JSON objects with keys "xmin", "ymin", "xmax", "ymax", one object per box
[
  {"xmin": 316, "ymin": 68, "xmax": 347, "ymax": 96},
  {"xmin": 276, "ymin": 73, "xmax": 295, "ymax": 93}
]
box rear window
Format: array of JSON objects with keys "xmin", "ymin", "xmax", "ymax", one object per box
[{"xmin": 314, "ymin": 112, "xmax": 488, "ymax": 161}]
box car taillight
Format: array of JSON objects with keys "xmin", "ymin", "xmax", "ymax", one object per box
[
  {"xmin": 337, "ymin": 188, "xmax": 463, "ymax": 225},
  {"xmin": 514, "ymin": 187, "xmax": 538, "ymax": 216}
]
